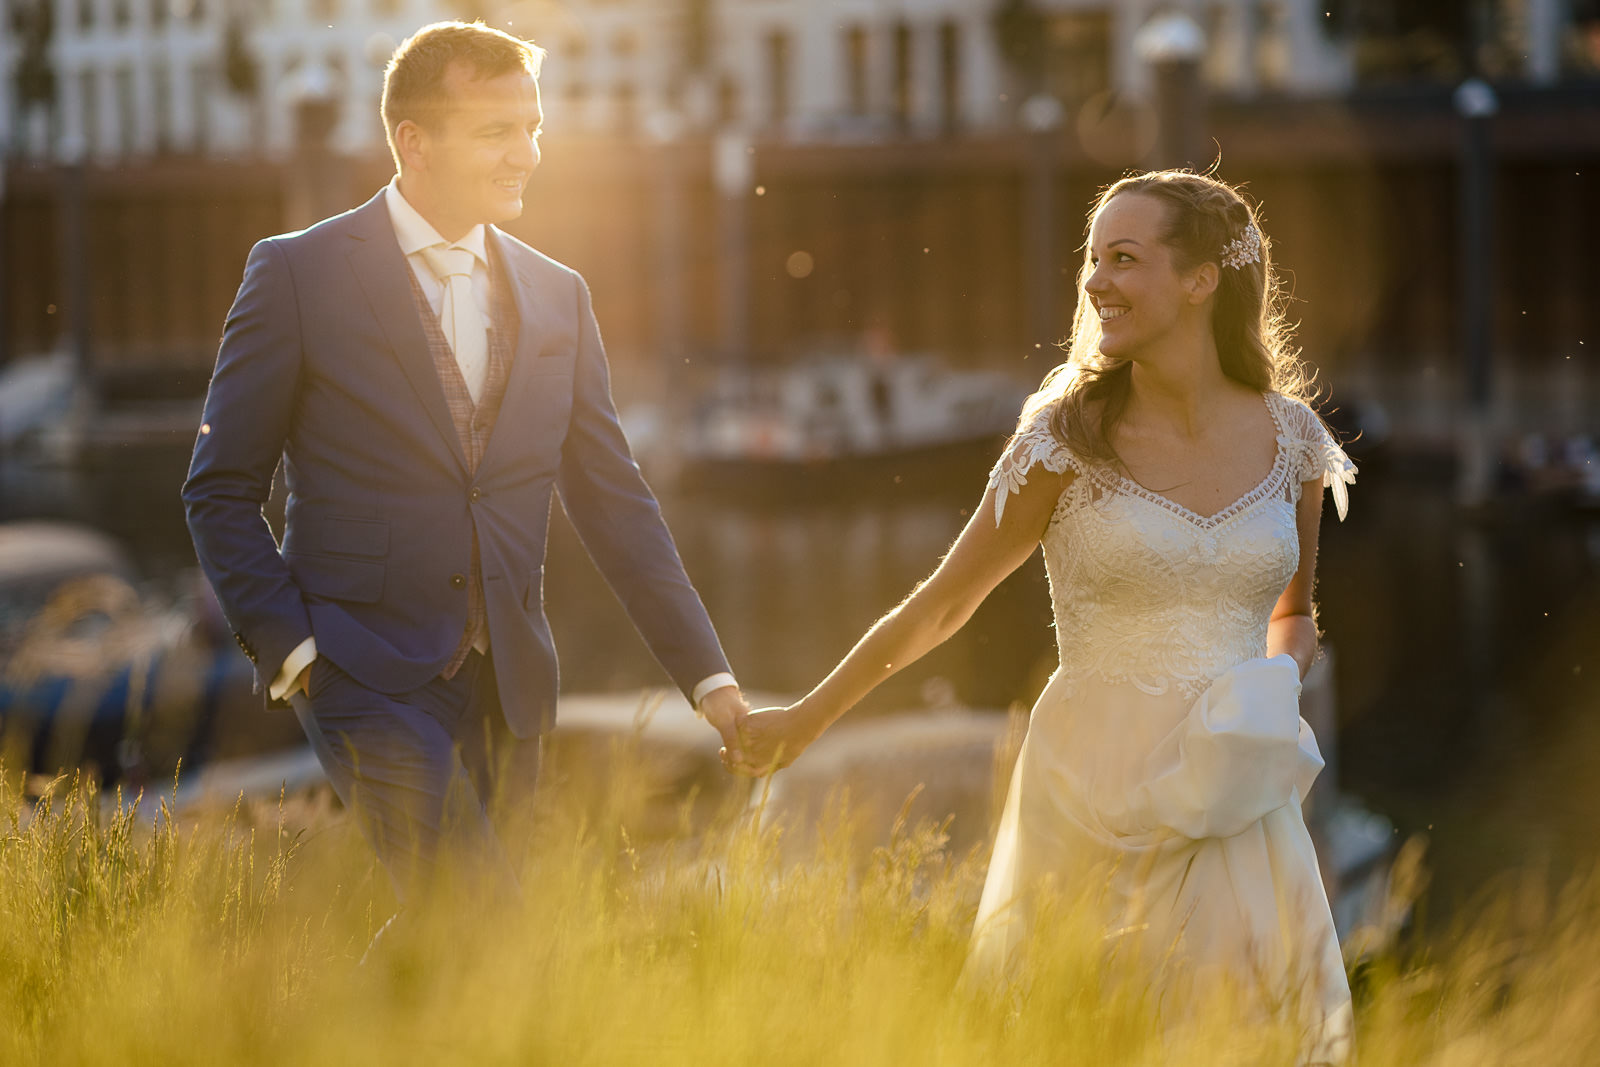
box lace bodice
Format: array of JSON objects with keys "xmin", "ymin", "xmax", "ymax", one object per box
[{"xmin": 988, "ymin": 392, "xmax": 1356, "ymax": 700}]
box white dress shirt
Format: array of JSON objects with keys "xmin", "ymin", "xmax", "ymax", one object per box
[
  {"xmin": 383, "ymin": 179, "xmax": 493, "ymax": 337},
  {"xmin": 270, "ymin": 181, "xmax": 737, "ymax": 710}
]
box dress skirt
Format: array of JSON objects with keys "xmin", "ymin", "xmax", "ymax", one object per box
[{"xmin": 968, "ymin": 655, "xmax": 1353, "ymax": 1062}]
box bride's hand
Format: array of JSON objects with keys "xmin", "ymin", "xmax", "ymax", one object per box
[{"xmin": 725, "ymin": 703, "xmax": 825, "ymax": 776}]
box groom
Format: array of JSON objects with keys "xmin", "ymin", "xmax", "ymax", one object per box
[{"xmin": 184, "ymin": 21, "xmax": 749, "ymax": 897}]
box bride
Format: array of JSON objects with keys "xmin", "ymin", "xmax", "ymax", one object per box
[{"xmin": 730, "ymin": 169, "xmax": 1356, "ymax": 1061}]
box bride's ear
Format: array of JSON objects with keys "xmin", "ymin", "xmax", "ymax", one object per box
[{"xmin": 1185, "ymin": 262, "xmax": 1220, "ymax": 305}]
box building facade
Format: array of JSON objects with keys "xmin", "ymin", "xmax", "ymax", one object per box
[
  {"xmin": 8, "ymin": 0, "xmax": 1593, "ymax": 164},
  {"xmin": 0, "ymin": 0, "xmax": 1385, "ymax": 163}
]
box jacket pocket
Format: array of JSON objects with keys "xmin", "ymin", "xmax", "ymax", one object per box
[
  {"xmin": 286, "ymin": 551, "xmax": 385, "ymax": 604},
  {"xmin": 300, "ymin": 515, "xmax": 390, "ymax": 559}
]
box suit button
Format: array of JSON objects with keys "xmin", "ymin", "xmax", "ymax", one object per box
[
  {"xmin": 469, "ymin": 487, "xmax": 482, "ymax": 502},
  {"xmin": 451, "ymin": 574, "xmax": 466, "ymax": 589}
]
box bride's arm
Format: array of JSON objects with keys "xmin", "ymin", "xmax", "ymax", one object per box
[
  {"xmin": 1266, "ymin": 478, "xmax": 1326, "ymax": 678},
  {"xmin": 736, "ymin": 467, "xmax": 1071, "ymax": 772}
]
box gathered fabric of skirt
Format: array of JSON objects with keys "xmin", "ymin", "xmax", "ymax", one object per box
[{"xmin": 970, "ymin": 392, "xmax": 1357, "ymax": 1062}]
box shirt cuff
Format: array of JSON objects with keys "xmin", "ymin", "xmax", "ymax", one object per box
[
  {"xmin": 269, "ymin": 637, "xmax": 318, "ymax": 702},
  {"xmin": 690, "ymin": 672, "xmax": 738, "ymax": 711}
]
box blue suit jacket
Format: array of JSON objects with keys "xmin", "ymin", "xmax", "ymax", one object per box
[{"xmin": 183, "ymin": 190, "xmax": 730, "ymax": 737}]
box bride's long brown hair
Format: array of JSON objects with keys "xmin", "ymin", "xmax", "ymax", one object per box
[{"xmin": 1022, "ymin": 170, "xmax": 1319, "ymax": 464}]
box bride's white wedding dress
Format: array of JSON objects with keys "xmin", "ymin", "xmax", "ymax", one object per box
[{"xmin": 970, "ymin": 391, "xmax": 1356, "ymax": 1060}]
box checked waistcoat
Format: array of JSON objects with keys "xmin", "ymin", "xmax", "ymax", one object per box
[{"xmin": 404, "ymin": 243, "xmax": 519, "ymax": 677}]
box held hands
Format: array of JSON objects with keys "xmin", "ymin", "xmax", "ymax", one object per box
[
  {"xmin": 699, "ymin": 687, "xmax": 830, "ymax": 777},
  {"xmin": 724, "ymin": 703, "xmax": 827, "ymax": 777},
  {"xmin": 698, "ymin": 685, "xmax": 752, "ymax": 767}
]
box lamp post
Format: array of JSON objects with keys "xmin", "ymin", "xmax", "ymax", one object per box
[
  {"xmin": 713, "ymin": 131, "xmax": 752, "ymax": 361},
  {"xmin": 1019, "ymin": 93, "xmax": 1063, "ymax": 355},
  {"xmin": 0, "ymin": 150, "xmax": 9, "ymax": 372},
  {"xmin": 281, "ymin": 63, "xmax": 343, "ymax": 232},
  {"xmin": 1133, "ymin": 12, "xmax": 1207, "ymax": 171},
  {"xmin": 58, "ymin": 135, "xmax": 93, "ymax": 391},
  {"xmin": 645, "ymin": 109, "xmax": 689, "ymax": 379},
  {"xmin": 1454, "ymin": 77, "xmax": 1498, "ymax": 509}
]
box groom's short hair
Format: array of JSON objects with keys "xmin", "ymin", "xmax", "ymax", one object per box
[{"xmin": 382, "ymin": 21, "xmax": 546, "ymax": 167}]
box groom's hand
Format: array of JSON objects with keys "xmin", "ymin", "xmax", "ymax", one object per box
[{"xmin": 698, "ymin": 686, "xmax": 750, "ymax": 766}]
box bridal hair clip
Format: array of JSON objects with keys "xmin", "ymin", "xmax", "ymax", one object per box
[{"xmin": 1219, "ymin": 224, "xmax": 1261, "ymax": 270}]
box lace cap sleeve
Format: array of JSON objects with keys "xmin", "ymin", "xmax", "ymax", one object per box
[
  {"xmin": 986, "ymin": 409, "xmax": 1081, "ymax": 526},
  {"xmin": 1280, "ymin": 396, "xmax": 1357, "ymax": 521}
]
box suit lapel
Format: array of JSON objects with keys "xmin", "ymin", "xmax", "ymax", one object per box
[
  {"xmin": 344, "ymin": 194, "xmax": 469, "ymax": 473},
  {"xmin": 478, "ymin": 227, "xmax": 547, "ymax": 473},
  {"xmin": 492, "ymin": 225, "xmax": 546, "ymax": 375}
]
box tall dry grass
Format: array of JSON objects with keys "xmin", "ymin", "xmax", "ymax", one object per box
[{"xmin": 3, "ymin": 745, "xmax": 1599, "ymax": 1067}]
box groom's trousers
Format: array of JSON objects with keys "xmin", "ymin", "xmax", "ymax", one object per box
[{"xmin": 289, "ymin": 650, "xmax": 542, "ymax": 902}]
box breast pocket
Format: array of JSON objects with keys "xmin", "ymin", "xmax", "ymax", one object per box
[
  {"xmin": 529, "ymin": 351, "xmax": 577, "ymax": 377},
  {"xmin": 526, "ymin": 332, "xmax": 577, "ymax": 375}
]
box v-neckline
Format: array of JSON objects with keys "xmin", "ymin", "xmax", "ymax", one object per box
[{"xmin": 1108, "ymin": 392, "xmax": 1290, "ymax": 531}]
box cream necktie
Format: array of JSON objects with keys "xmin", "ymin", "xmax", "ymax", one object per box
[{"xmin": 420, "ymin": 244, "xmax": 488, "ymax": 404}]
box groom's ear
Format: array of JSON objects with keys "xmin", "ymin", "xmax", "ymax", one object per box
[{"xmin": 394, "ymin": 119, "xmax": 429, "ymax": 173}]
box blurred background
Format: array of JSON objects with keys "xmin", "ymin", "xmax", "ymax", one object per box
[{"xmin": 1, "ymin": 0, "xmax": 1598, "ymax": 929}]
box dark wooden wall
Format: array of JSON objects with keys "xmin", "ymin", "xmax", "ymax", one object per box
[{"xmin": 4, "ymin": 91, "xmax": 1597, "ymax": 396}]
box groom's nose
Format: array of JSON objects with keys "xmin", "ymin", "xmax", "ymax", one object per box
[{"xmin": 508, "ymin": 131, "xmax": 540, "ymax": 172}]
